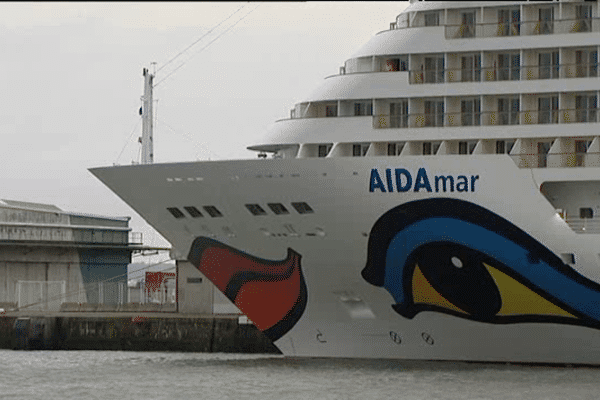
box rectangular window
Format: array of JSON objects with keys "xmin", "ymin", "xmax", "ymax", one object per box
[
  {"xmin": 459, "ymin": 141, "xmax": 468, "ymax": 155},
  {"xmin": 390, "ymin": 101, "xmax": 408, "ymax": 128},
  {"xmin": 352, "ymin": 144, "xmax": 362, "ymax": 157},
  {"xmin": 461, "ymin": 11, "xmax": 476, "ymax": 38},
  {"xmin": 424, "ymin": 12, "xmax": 439, "ymax": 27},
  {"xmin": 538, "ymin": 96, "xmax": 558, "ymax": 124},
  {"xmin": 245, "ymin": 204, "xmax": 267, "ymax": 216},
  {"xmin": 385, "ymin": 56, "xmax": 407, "ymax": 71},
  {"xmin": 424, "ymin": 56, "xmax": 445, "ymax": 83},
  {"xmin": 318, "ymin": 144, "xmax": 331, "ymax": 158},
  {"xmin": 498, "ymin": 97, "xmax": 520, "ymax": 125},
  {"xmin": 354, "ymin": 101, "xmax": 373, "ymax": 116},
  {"xmin": 576, "ymin": 95, "xmax": 597, "ymax": 123},
  {"xmin": 496, "ymin": 140, "xmax": 515, "ymax": 154},
  {"xmin": 461, "ymin": 98, "xmax": 481, "ymax": 126},
  {"xmin": 576, "ymin": 5, "xmax": 592, "ymax": 32},
  {"xmin": 399, "ymin": 55, "xmax": 408, "ymax": 71},
  {"xmin": 496, "ymin": 141, "xmax": 505, "ymax": 154},
  {"xmin": 461, "ymin": 54, "xmax": 481, "ymax": 82},
  {"xmin": 539, "ymin": 51, "xmax": 559, "ymax": 79},
  {"xmin": 387, "ymin": 143, "xmax": 404, "ymax": 156},
  {"xmin": 167, "ymin": 207, "xmax": 185, "ymax": 219},
  {"xmin": 575, "ymin": 94, "xmax": 597, "ymax": 122},
  {"xmin": 325, "ymin": 104, "xmax": 337, "ymax": 117},
  {"xmin": 184, "ymin": 206, "xmax": 203, "ymax": 218},
  {"xmin": 203, "ymin": 206, "xmax": 223, "ymax": 218},
  {"xmin": 575, "ymin": 140, "xmax": 591, "ymax": 167},
  {"xmin": 580, "ymin": 207, "xmax": 594, "ymax": 219},
  {"xmin": 539, "ymin": 7, "xmax": 554, "ymax": 34},
  {"xmin": 385, "ymin": 58, "xmax": 400, "ymax": 71},
  {"xmin": 291, "ymin": 202, "xmax": 314, "ymax": 214},
  {"xmin": 268, "ymin": 203, "xmax": 289, "ymax": 215},
  {"xmin": 497, "ymin": 54, "xmax": 520, "ymax": 81},
  {"xmin": 423, "ymin": 142, "xmax": 432, "ymax": 155},
  {"xmin": 576, "ymin": 50, "xmax": 598, "ymax": 78},
  {"xmin": 424, "ymin": 100, "xmax": 444, "ymax": 127},
  {"xmin": 498, "ymin": 8, "xmax": 520, "ymax": 36},
  {"xmin": 537, "ymin": 141, "xmax": 552, "ymax": 167}
]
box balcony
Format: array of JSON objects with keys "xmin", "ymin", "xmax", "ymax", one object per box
[
  {"xmin": 409, "ymin": 62, "xmax": 597, "ymax": 85},
  {"xmin": 373, "ymin": 108, "xmax": 598, "ymax": 129},
  {"xmin": 442, "ymin": 18, "xmax": 598, "ymax": 39}
]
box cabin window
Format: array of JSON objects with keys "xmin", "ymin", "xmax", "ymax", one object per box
[
  {"xmin": 203, "ymin": 206, "xmax": 223, "ymax": 218},
  {"xmin": 576, "ymin": 95, "xmax": 597, "ymax": 123},
  {"xmin": 496, "ymin": 140, "xmax": 515, "ymax": 154},
  {"xmin": 497, "ymin": 53, "xmax": 520, "ymax": 81},
  {"xmin": 459, "ymin": 141, "xmax": 477, "ymax": 155},
  {"xmin": 461, "ymin": 98, "xmax": 480, "ymax": 126},
  {"xmin": 424, "ymin": 12, "xmax": 439, "ymax": 27},
  {"xmin": 575, "ymin": 140, "xmax": 591, "ymax": 167},
  {"xmin": 498, "ymin": 97, "xmax": 519, "ymax": 125},
  {"xmin": 354, "ymin": 101, "xmax": 373, "ymax": 116},
  {"xmin": 580, "ymin": 208, "xmax": 594, "ymax": 219},
  {"xmin": 496, "ymin": 141, "xmax": 505, "ymax": 154},
  {"xmin": 385, "ymin": 58, "xmax": 400, "ymax": 72},
  {"xmin": 423, "ymin": 142, "xmax": 432, "ymax": 155},
  {"xmin": 538, "ymin": 96, "xmax": 558, "ymax": 124},
  {"xmin": 325, "ymin": 104, "xmax": 337, "ymax": 117},
  {"xmin": 498, "ymin": 8, "xmax": 520, "ymax": 36},
  {"xmin": 424, "ymin": 56, "xmax": 444, "ymax": 83},
  {"xmin": 461, "ymin": 54, "xmax": 481, "ymax": 82},
  {"xmin": 424, "ymin": 100, "xmax": 444, "ymax": 127},
  {"xmin": 390, "ymin": 101, "xmax": 408, "ymax": 128},
  {"xmin": 268, "ymin": 203, "xmax": 289, "ymax": 215},
  {"xmin": 318, "ymin": 144, "xmax": 331, "ymax": 158},
  {"xmin": 291, "ymin": 202, "xmax": 314, "ymax": 214},
  {"xmin": 184, "ymin": 206, "xmax": 203, "ymax": 218},
  {"xmin": 537, "ymin": 141, "xmax": 552, "ymax": 168},
  {"xmin": 538, "ymin": 7, "xmax": 554, "ymax": 34},
  {"xmin": 167, "ymin": 207, "xmax": 185, "ymax": 219},
  {"xmin": 576, "ymin": 5, "xmax": 592, "ymax": 32},
  {"xmin": 575, "ymin": 50, "xmax": 598, "ymax": 78},
  {"xmin": 245, "ymin": 204, "xmax": 267, "ymax": 216},
  {"xmin": 388, "ymin": 142, "xmax": 404, "ymax": 156},
  {"xmin": 539, "ymin": 51, "xmax": 559, "ymax": 79},
  {"xmin": 460, "ymin": 11, "xmax": 476, "ymax": 38}
]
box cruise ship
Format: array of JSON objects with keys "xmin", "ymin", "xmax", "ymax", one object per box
[{"xmin": 91, "ymin": 0, "xmax": 600, "ymax": 364}]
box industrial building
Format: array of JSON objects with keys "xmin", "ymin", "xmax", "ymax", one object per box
[{"xmin": 0, "ymin": 199, "xmax": 144, "ymax": 311}]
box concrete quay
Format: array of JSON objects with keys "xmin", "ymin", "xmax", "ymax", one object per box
[{"xmin": 0, "ymin": 312, "xmax": 280, "ymax": 353}]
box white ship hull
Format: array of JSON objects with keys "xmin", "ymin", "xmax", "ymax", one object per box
[{"xmin": 91, "ymin": 156, "xmax": 600, "ymax": 364}]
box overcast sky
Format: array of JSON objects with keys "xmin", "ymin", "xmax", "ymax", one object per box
[{"xmin": 0, "ymin": 1, "xmax": 408, "ymax": 250}]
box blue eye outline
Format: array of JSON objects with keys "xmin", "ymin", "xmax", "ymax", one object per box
[{"xmin": 362, "ymin": 198, "xmax": 600, "ymax": 328}]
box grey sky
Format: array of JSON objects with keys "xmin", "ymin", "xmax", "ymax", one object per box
[{"xmin": 0, "ymin": 2, "xmax": 407, "ymax": 248}]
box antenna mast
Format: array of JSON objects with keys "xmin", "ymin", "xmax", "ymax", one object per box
[{"xmin": 141, "ymin": 68, "xmax": 154, "ymax": 164}]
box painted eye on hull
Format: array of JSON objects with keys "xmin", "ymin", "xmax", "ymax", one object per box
[
  {"xmin": 392, "ymin": 242, "xmax": 578, "ymax": 323},
  {"xmin": 395, "ymin": 243, "xmax": 502, "ymax": 321},
  {"xmin": 362, "ymin": 198, "xmax": 600, "ymax": 330}
]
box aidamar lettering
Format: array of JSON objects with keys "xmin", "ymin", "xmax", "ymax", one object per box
[{"xmin": 369, "ymin": 168, "xmax": 479, "ymax": 193}]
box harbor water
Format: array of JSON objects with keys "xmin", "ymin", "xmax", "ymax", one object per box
[{"xmin": 1, "ymin": 350, "xmax": 599, "ymax": 399}]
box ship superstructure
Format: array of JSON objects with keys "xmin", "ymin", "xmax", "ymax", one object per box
[{"xmin": 92, "ymin": 1, "xmax": 600, "ymax": 364}]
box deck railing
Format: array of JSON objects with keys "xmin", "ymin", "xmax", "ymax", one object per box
[
  {"xmin": 408, "ymin": 62, "xmax": 598, "ymax": 85},
  {"xmin": 374, "ymin": 108, "xmax": 598, "ymax": 129},
  {"xmin": 440, "ymin": 18, "xmax": 599, "ymax": 39},
  {"xmin": 564, "ymin": 217, "xmax": 600, "ymax": 234}
]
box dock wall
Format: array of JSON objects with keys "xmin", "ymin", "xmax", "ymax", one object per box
[{"xmin": 0, "ymin": 315, "xmax": 280, "ymax": 353}]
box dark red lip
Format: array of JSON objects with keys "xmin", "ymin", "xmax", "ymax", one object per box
[{"xmin": 187, "ymin": 237, "xmax": 307, "ymax": 341}]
